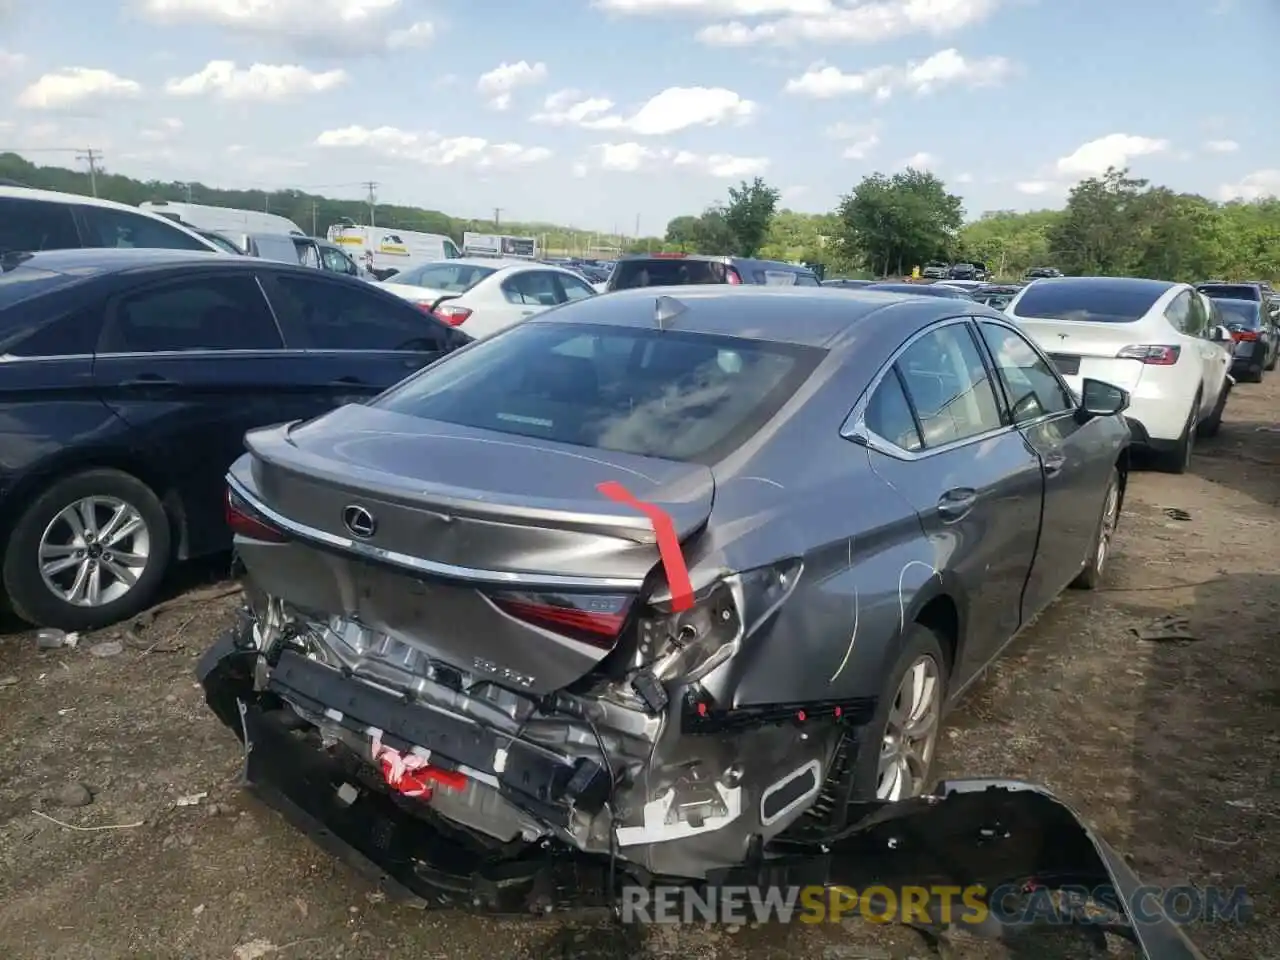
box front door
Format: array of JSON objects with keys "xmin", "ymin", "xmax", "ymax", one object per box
[
  {"xmin": 975, "ymin": 320, "xmax": 1108, "ymax": 619},
  {"xmin": 860, "ymin": 319, "xmax": 1043, "ymax": 688}
]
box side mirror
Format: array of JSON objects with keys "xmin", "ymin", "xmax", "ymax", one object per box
[
  {"xmin": 1208, "ymin": 325, "xmax": 1233, "ymax": 343},
  {"xmin": 1078, "ymin": 377, "xmax": 1129, "ymax": 419}
]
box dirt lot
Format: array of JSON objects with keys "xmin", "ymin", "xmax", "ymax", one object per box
[{"xmin": 2, "ymin": 381, "xmax": 1277, "ymax": 960}]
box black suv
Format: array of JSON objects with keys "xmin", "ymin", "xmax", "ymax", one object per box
[{"xmin": 606, "ymin": 254, "xmax": 820, "ymax": 290}]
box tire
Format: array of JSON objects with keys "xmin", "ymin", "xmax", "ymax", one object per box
[
  {"xmin": 1266, "ymin": 349, "xmax": 1277, "ymax": 372},
  {"xmin": 847, "ymin": 623, "xmax": 950, "ymax": 802},
  {"xmin": 1197, "ymin": 385, "xmax": 1228, "ymax": 439},
  {"xmin": 1157, "ymin": 395, "xmax": 1199, "ymax": 474},
  {"xmin": 2, "ymin": 468, "xmax": 171, "ymax": 631},
  {"xmin": 1071, "ymin": 467, "xmax": 1120, "ymax": 590}
]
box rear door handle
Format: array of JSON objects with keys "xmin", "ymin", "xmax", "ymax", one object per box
[
  {"xmin": 1044, "ymin": 452, "xmax": 1067, "ymax": 477},
  {"xmin": 328, "ymin": 376, "xmax": 366, "ymax": 387},
  {"xmin": 937, "ymin": 488, "xmax": 977, "ymax": 521},
  {"xmin": 118, "ymin": 375, "xmax": 178, "ymax": 388}
]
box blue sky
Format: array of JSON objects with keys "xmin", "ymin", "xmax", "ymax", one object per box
[{"xmin": 0, "ymin": 0, "xmax": 1277, "ymax": 233}]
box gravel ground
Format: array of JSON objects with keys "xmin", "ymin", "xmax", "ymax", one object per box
[{"xmin": 1, "ymin": 378, "xmax": 1277, "ymax": 960}]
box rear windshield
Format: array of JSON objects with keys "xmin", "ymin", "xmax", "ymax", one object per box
[
  {"xmin": 1215, "ymin": 299, "xmax": 1261, "ymax": 328},
  {"xmin": 0, "ymin": 264, "xmax": 82, "ymax": 310},
  {"xmin": 1198, "ymin": 283, "xmax": 1261, "ymax": 302},
  {"xmin": 372, "ymin": 320, "xmax": 823, "ymax": 463},
  {"xmin": 1013, "ymin": 281, "xmax": 1163, "ymax": 323},
  {"xmin": 392, "ymin": 262, "xmax": 497, "ymax": 292},
  {"xmin": 610, "ymin": 258, "xmax": 727, "ymax": 289}
]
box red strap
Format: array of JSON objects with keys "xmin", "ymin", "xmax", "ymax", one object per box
[{"xmin": 597, "ymin": 480, "xmax": 694, "ymax": 612}]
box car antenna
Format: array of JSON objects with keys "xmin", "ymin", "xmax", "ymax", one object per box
[{"xmin": 654, "ymin": 295, "xmax": 686, "ymax": 331}]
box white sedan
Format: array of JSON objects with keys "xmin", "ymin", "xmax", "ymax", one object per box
[{"xmin": 378, "ymin": 258, "xmax": 598, "ymax": 339}]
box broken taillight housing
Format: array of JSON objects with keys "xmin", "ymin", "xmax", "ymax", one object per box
[
  {"xmin": 638, "ymin": 559, "xmax": 803, "ymax": 685},
  {"xmin": 225, "ymin": 488, "xmax": 288, "ymax": 543},
  {"xmin": 490, "ymin": 591, "xmax": 635, "ymax": 649}
]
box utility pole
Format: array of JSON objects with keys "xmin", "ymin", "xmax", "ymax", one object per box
[
  {"xmin": 493, "ymin": 208, "xmax": 502, "ymax": 229},
  {"xmin": 76, "ymin": 147, "xmax": 101, "ymax": 197},
  {"xmin": 363, "ymin": 181, "xmax": 378, "ymax": 227},
  {"xmin": 312, "ymin": 201, "xmax": 318, "ymax": 237}
]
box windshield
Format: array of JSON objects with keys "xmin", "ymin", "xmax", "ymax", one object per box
[
  {"xmin": 1215, "ymin": 298, "xmax": 1261, "ymax": 328},
  {"xmin": 393, "ymin": 262, "xmax": 497, "ymax": 292},
  {"xmin": 610, "ymin": 258, "xmax": 727, "ymax": 289},
  {"xmin": 372, "ymin": 321, "xmax": 823, "ymax": 463},
  {"xmin": 1013, "ymin": 280, "xmax": 1166, "ymax": 323},
  {"xmin": 1198, "ymin": 283, "xmax": 1261, "ymax": 302}
]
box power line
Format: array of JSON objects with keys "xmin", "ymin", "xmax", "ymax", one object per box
[{"xmin": 75, "ymin": 147, "xmax": 102, "ymax": 197}]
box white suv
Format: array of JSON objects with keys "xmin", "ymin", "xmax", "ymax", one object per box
[
  {"xmin": 0, "ymin": 186, "xmax": 225, "ymax": 255},
  {"xmin": 1005, "ymin": 277, "xmax": 1234, "ymax": 473}
]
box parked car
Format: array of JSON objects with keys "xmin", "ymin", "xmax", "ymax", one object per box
[
  {"xmin": 606, "ymin": 253, "xmax": 820, "ymax": 290},
  {"xmin": 970, "ymin": 284, "xmax": 1023, "ymax": 310},
  {"xmin": 948, "ymin": 262, "xmax": 979, "ymax": 280},
  {"xmin": 932, "ymin": 279, "xmax": 988, "ymax": 292},
  {"xmin": 1025, "ymin": 267, "xmax": 1063, "ymax": 280},
  {"xmin": 1212, "ymin": 297, "xmax": 1277, "ymax": 381},
  {"xmin": 921, "ymin": 260, "xmax": 950, "ymax": 280},
  {"xmin": 1195, "ymin": 281, "xmax": 1265, "ymax": 302},
  {"xmin": 864, "ymin": 282, "xmax": 974, "ymax": 299},
  {"xmin": 822, "ymin": 278, "xmax": 876, "ymax": 288},
  {"xmin": 1005, "ymin": 277, "xmax": 1234, "ymax": 472},
  {"xmin": 0, "ymin": 248, "xmax": 471, "ymax": 630},
  {"xmin": 0, "ymin": 186, "xmax": 227, "ymax": 255},
  {"xmin": 378, "ymin": 258, "xmax": 597, "ymax": 339},
  {"xmin": 200, "ymin": 285, "xmax": 1132, "ymax": 884}
]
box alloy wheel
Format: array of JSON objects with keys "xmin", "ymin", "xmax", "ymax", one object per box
[
  {"xmin": 38, "ymin": 496, "xmax": 151, "ymax": 607},
  {"xmin": 877, "ymin": 656, "xmax": 942, "ymax": 800},
  {"xmin": 1095, "ymin": 481, "xmax": 1120, "ymax": 573}
]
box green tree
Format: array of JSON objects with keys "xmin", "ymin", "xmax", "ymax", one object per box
[
  {"xmin": 723, "ymin": 176, "xmax": 781, "ymax": 257},
  {"xmin": 1046, "ymin": 167, "xmax": 1153, "ymax": 275},
  {"xmin": 835, "ymin": 168, "xmax": 963, "ymax": 276}
]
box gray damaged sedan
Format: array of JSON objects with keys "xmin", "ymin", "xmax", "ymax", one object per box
[{"xmin": 200, "ymin": 285, "xmax": 1132, "ymax": 884}]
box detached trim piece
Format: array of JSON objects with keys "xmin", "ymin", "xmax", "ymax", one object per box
[{"xmin": 225, "ymin": 473, "xmax": 646, "ymax": 591}]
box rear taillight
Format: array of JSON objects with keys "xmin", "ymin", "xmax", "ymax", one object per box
[
  {"xmin": 725, "ymin": 267, "xmax": 743, "ymax": 285},
  {"xmin": 490, "ymin": 591, "xmax": 634, "ymax": 649},
  {"xmin": 433, "ymin": 303, "xmax": 473, "ymax": 326},
  {"xmin": 1117, "ymin": 344, "xmax": 1181, "ymax": 365},
  {"xmin": 225, "ymin": 488, "xmax": 288, "ymax": 543},
  {"xmin": 1233, "ymin": 330, "xmax": 1258, "ymax": 342}
]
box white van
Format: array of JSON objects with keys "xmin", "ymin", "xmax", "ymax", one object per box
[
  {"xmin": 139, "ymin": 200, "xmax": 304, "ymax": 237},
  {"xmin": 326, "ymin": 224, "xmax": 461, "ymax": 276}
]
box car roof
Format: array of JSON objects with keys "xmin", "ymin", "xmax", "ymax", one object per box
[
  {"xmin": 421, "ymin": 257, "xmax": 539, "ymax": 271},
  {"xmin": 527, "ymin": 284, "xmax": 983, "ymax": 348},
  {"xmin": 1022, "ymin": 276, "xmax": 1179, "ymax": 296},
  {"xmin": 0, "ymin": 247, "xmax": 349, "ymax": 283},
  {"xmin": 616, "ymin": 253, "xmax": 815, "ymax": 273}
]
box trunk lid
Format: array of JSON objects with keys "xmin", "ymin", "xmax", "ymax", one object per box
[
  {"xmin": 1011, "ymin": 315, "xmax": 1147, "ymax": 393},
  {"xmin": 229, "ymin": 404, "xmax": 715, "ymax": 694}
]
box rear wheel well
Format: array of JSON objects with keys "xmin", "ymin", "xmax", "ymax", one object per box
[
  {"xmin": 0, "ymin": 455, "xmax": 188, "ymax": 560},
  {"xmin": 915, "ymin": 594, "xmax": 959, "ymax": 676}
]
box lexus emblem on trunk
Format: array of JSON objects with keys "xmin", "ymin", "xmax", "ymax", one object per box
[{"xmin": 342, "ymin": 505, "xmax": 377, "ymax": 539}]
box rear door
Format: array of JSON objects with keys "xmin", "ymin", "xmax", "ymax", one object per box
[
  {"xmin": 1186, "ymin": 291, "xmax": 1228, "ymax": 415},
  {"xmin": 91, "ymin": 270, "xmax": 297, "ymax": 554},
  {"xmin": 260, "ymin": 270, "xmax": 454, "ymax": 407},
  {"xmin": 857, "ymin": 319, "xmax": 1043, "ymax": 686},
  {"xmin": 975, "ymin": 320, "xmax": 1104, "ymax": 615}
]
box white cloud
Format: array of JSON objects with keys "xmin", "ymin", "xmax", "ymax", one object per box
[
  {"xmin": 576, "ymin": 86, "xmax": 756, "ymax": 135},
  {"xmin": 0, "ymin": 49, "xmax": 24, "ymax": 75},
  {"xmin": 1015, "ymin": 180, "xmax": 1054, "ymax": 195},
  {"xmin": 16, "ymin": 68, "xmax": 142, "ymax": 109},
  {"xmin": 786, "ymin": 48, "xmax": 1012, "ymax": 99},
  {"xmin": 137, "ymin": 0, "xmax": 429, "ymax": 55},
  {"xmin": 595, "ymin": 0, "xmax": 832, "ymax": 13},
  {"xmin": 139, "ymin": 117, "xmax": 185, "ymax": 142},
  {"xmin": 476, "ymin": 61, "xmax": 547, "ymax": 111},
  {"xmin": 1217, "ymin": 170, "xmax": 1280, "ymax": 202},
  {"xmin": 826, "ymin": 120, "xmax": 881, "ymax": 159},
  {"xmin": 315, "ymin": 124, "xmax": 553, "ymax": 168},
  {"xmin": 165, "ymin": 61, "xmax": 347, "ymax": 100},
  {"xmin": 1055, "ymin": 133, "xmax": 1169, "ymax": 178},
  {"xmin": 1204, "ymin": 139, "xmax": 1239, "ymax": 153},
  {"xmin": 530, "ymin": 89, "xmax": 615, "ymax": 126},
  {"xmin": 585, "ymin": 142, "xmax": 768, "ymax": 177},
  {"xmin": 903, "ymin": 152, "xmax": 936, "ymax": 169},
  {"xmin": 698, "ymin": 0, "xmax": 1002, "ymax": 46}
]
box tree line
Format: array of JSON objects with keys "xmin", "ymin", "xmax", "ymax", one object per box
[
  {"xmin": 651, "ymin": 167, "xmax": 1280, "ymax": 283},
  {"xmin": 3, "ymin": 150, "xmax": 1277, "ymax": 281}
]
